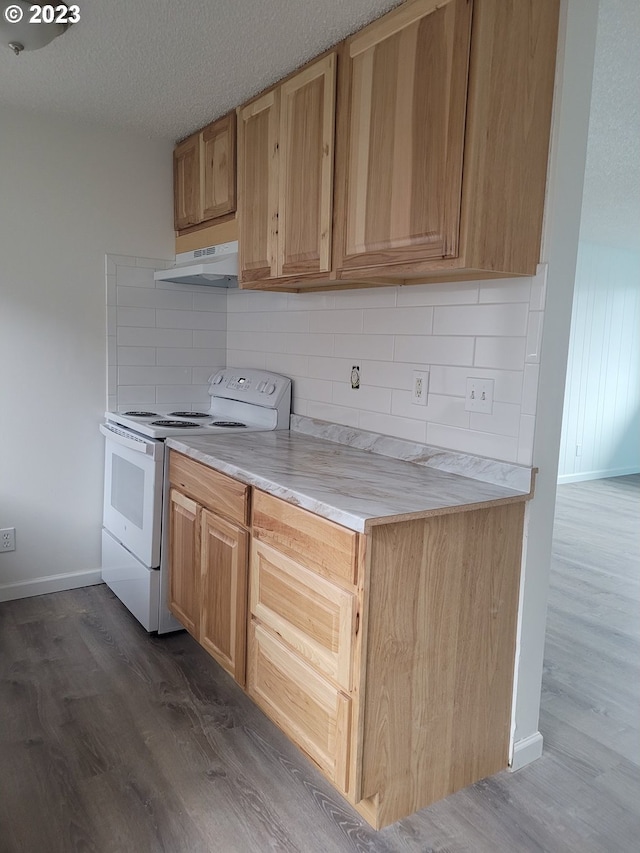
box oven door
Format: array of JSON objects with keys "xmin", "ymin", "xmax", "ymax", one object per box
[{"xmin": 100, "ymin": 423, "xmax": 164, "ymax": 568}]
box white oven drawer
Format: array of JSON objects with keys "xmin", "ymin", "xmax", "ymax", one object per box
[{"xmin": 101, "ymin": 530, "xmax": 160, "ymax": 631}]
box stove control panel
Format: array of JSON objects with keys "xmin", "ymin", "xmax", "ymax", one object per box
[{"xmin": 208, "ymin": 369, "xmax": 291, "ymax": 407}]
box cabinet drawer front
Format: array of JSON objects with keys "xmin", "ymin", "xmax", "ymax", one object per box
[
  {"xmin": 251, "ymin": 541, "xmax": 356, "ymax": 690},
  {"xmin": 248, "ymin": 622, "xmax": 351, "ymax": 792},
  {"xmin": 169, "ymin": 451, "xmax": 248, "ymax": 526},
  {"xmin": 252, "ymin": 491, "xmax": 359, "ymax": 587}
]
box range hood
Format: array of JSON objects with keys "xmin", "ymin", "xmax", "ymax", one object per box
[{"xmin": 154, "ymin": 241, "xmax": 238, "ymax": 287}]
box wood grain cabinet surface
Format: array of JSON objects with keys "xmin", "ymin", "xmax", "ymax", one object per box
[
  {"xmin": 168, "ymin": 452, "xmax": 249, "ymax": 685},
  {"xmin": 333, "ymin": 0, "xmax": 561, "ymax": 284},
  {"xmin": 235, "ymin": 0, "xmax": 560, "ymax": 291},
  {"xmin": 173, "ymin": 111, "xmax": 236, "ymax": 234},
  {"xmin": 166, "ymin": 451, "xmax": 529, "ymax": 828},
  {"xmin": 237, "ymin": 53, "xmax": 336, "ymax": 285},
  {"xmin": 173, "ymin": 133, "xmax": 201, "ymax": 231}
]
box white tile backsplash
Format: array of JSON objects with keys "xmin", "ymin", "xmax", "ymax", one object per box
[
  {"xmin": 433, "ymin": 303, "xmax": 529, "ymax": 337},
  {"xmin": 426, "ymin": 423, "xmax": 520, "ymax": 462},
  {"xmin": 117, "ymin": 366, "xmax": 191, "ymax": 386},
  {"xmin": 470, "ymin": 402, "xmax": 522, "ymax": 437},
  {"xmin": 310, "ymin": 309, "xmax": 362, "ymax": 334},
  {"xmin": 363, "ymin": 306, "xmax": 434, "ymax": 335},
  {"xmin": 117, "ymin": 306, "xmax": 156, "ymax": 327},
  {"xmin": 474, "ymin": 336, "xmax": 526, "ymax": 369},
  {"xmin": 334, "ymin": 333, "xmax": 394, "ymax": 361},
  {"xmin": 478, "ymin": 277, "xmax": 531, "ymax": 304},
  {"xmin": 529, "ymin": 264, "xmax": 548, "ymax": 311},
  {"xmin": 116, "ymin": 265, "xmax": 156, "ymax": 287},
  {"xmin": 117, "ymin": 347, "xmax": 157, "ymax": 366},
  {"xmin": 394, "ymin": 335, "xmax": 475, "ymax": 365},
  {"xmin": 107, "ymin": 254, "xmax": 226, "ymax": 410},
  {"xmin": 522, "ymin": 364, "xmax": 540, "ymax": 416},
  {"xmin": 396, "ymin": 281, "xmax": 480, "ymax": 306},
  {"xmin": 226, "ymin": 274, "xmax": 542, "ymax": 465},
  {"xmin": 116, "ymin": 327, "xmax": 193, "ymax": 348},
  {"xmin": 155, "ymin": 309, "xmax": 225, "ymax": 330},
  {"xmin": 525, "ymin": 311, "xmax": 544, "ymax": 363},
  {"xmin": 107, "ymin": 252, "xmax": 543, "ymax": 464}
]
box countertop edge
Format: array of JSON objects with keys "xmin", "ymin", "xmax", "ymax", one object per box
[{"xmin": 166, "ymin": 435, "xmax": 531, "ymax": 534}]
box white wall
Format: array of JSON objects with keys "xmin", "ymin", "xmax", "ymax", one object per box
[
  {"xmin": 0, "ymin": 107, "xmax": 174, "ymax": 599},
  {"xmin": 559, "ymin": 242, "xmax": 640, "ymax": 482},
  {"xmin": 510, "ymin": 0, "xmax": 599, "ymax": 763},
  {"xmin": 227, "ymin": 268, "xmax": 547, "ymax": 465}
]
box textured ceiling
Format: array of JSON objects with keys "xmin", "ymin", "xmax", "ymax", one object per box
[
  {"xmin": 1, "ymin": 0, "xmax": 637, "ymax": 251},
  {"xmin": 0, "ymin": 0, "xmax": 400, "ymax": 141}
]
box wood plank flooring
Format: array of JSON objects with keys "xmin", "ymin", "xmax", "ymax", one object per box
[{"xmin": 1, "ymin": 475, "xmax": 638, "ymax": 852}]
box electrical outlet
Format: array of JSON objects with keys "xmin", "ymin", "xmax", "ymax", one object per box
[
  {"xmin": 465, "ymin": 378, "xmax": 494, "ymax": 413},
  {"xmin": 1, "ymin": 528, "xmax": 16, "ymax": 552},
  {"xmin": 412, "ymin": 370, "xmax": 429, "ymax": 406},
  {"xmin": 350, "ymin": 365, "xmax": 360, "ymax": 390}
]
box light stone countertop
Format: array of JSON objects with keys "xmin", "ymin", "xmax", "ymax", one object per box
[{"xmin": 165, "ymin": 429, "xmax": 532, "ymax": 533}]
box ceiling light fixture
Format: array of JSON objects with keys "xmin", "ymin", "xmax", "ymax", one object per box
[{"xmin": 1, "ymin": 1, "xmax": 73, "ymax": 55}]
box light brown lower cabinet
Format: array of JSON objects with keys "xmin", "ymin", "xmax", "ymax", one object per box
[
  {"xmin": 248, "ymin": 621, "xmax": 352, "ymax": 792},
  {"xmin": 167, "ymin": 451, "xmax": 528, "ymax": 829},
  {"xmin": 168, "ymin": 453, "xmax": 249, "ymax": 686},
  {"xmin": 199, "ymin": 510, "xmax": 248, "ymax": 684}
]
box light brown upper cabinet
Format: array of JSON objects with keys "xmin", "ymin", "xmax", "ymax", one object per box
[
  {"xmin": 173, "ymin": 112, "xmax": 237, "ymax": 233},
  {"xmin": 174, "ymin": 134, "xmax": 201, "ymax": 231},
  {"xmin": 237, "ymin": 52, "xmax": 336, "ymax": 284},
  {"xmin": 235, "ymin": 0, "xmax": 560, "ymax": 291},
  {"xmin": 333, "ymin": 0, "xmax": 561, "ymax": 283},
  {"xmin": 335, "ymin": 0, "xmax": 472, "ymax": 271}
]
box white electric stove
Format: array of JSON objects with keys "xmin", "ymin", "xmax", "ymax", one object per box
[
  {"xmin": 100, "ymin": 368, "xmax": 291, "ymax": 633},
  {"xmin": 105, "ymin": 368, "xmax": 291, "ymax": 439}
]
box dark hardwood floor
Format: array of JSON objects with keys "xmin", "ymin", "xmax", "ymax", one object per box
[{"xmin": 1, "ymin": 475, "xmax": 638, "ymax": 852}]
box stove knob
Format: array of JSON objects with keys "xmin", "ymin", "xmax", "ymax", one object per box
[
  {"xmin": 264, "ymin": 383, "xmax": 276, "ymax": 395},
  {"xmin": 257, "ymin": 381, "xmax": 266, "ymax": 392},
  {"xmin": 211, "ymin": 373, "xmax": 223, "ymax": 385}
]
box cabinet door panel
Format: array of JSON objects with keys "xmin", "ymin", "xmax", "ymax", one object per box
[
  {"xmin": 168, "ymin": 489, "xmax": 200, "ymax": 636},
  {"xmin": 238, "ymin": 92, "xmax": 280, "ymax": 282},
  {"xmin": 250, "ymin": 540, "xmax": 356, "ymax": 690},
  {"xmin": 201, "ymin": 114, "xmax": 237, "ymax": 221},
  {"xmin": 338, "ymin": 0, "xmax": 472, "ymax": 270},
  {"xmin": 200, "ymin": 510, "xmax": 248, "ymax": 685},
  {"xmin": 174, "ymin": 134, "xmax": 201, "ymax": 230},
  {"xmin": 248, "ymin": 622, "xmax": 351, "ymax": 792},
  {"xmin": 278, "ymin": 53, "xmax": 336, "ymax": 277}
]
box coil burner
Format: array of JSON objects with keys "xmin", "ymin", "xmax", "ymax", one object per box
[
  {"xmin": 151, "ymin": 420, "xmax": 202, "ymax": 428},
  {"xmin": 211, "ymin": 421, "xmax": 246, "ymax": 428}
]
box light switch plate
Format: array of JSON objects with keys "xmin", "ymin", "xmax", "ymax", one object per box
[{"xmin": 465, "ymin": 378, "xmax": 494, "ymax": 413}]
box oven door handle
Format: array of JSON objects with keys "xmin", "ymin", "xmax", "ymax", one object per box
[{"xmin": 100, "ymin": 423, "xmax": 153, "ymax": 454}]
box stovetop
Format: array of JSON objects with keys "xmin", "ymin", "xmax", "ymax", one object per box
[
  {"xmin": 106, "ymin": 410, "xmax": 266, "ymax": 439},
  {"xmin": 105, "ymin": 368, "xmax": 292, "ymax": 439}
]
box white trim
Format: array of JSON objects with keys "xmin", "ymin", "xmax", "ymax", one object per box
[
  {"xmin": 0, "ymin": 570, "xmax": 102, "ymax": 602},
  {"xmin": 509, "ymin": 731, "xmax": 544, "ymax": 772},
  {"xmin": 557, "ymin": 466, "xmax": 640, "ymax": 484},
  {"xmin": 509, "ymin": 502, "xmax": 531, "ymax": 761}
]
